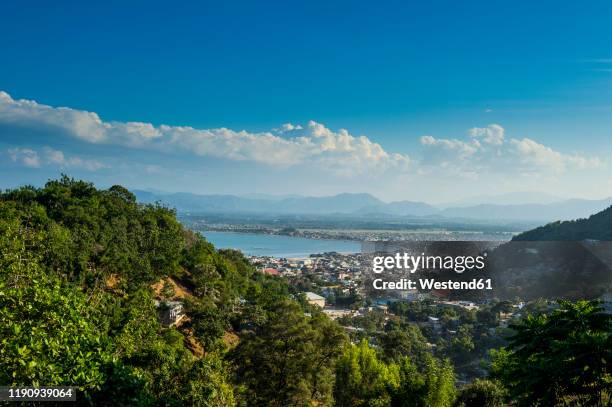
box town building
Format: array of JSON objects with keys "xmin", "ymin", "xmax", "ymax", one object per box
[{"xmin": 304, "ymin": 292, "xmax": 326, "ymax": 307}]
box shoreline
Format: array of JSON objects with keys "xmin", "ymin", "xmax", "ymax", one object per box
[{"xmin": 196, "ymin": 226, "xmax": 516, "ymax": 243}]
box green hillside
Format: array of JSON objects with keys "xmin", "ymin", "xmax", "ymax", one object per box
[
  {"xmin": 513, "ymin": 205, "xmax": 612, "ymax": 241},
  {"xmin": 0, "ymin": 176, "xmax": 336, "ymax": 405}
]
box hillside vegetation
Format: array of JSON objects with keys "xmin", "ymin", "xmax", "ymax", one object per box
[
  {"xmin": 0, "ymin": 176, "xmax": 310, "ymax": 405},
  {"xmin": 513, "ymin": 205, "xmax": 612, "ymax": 241}
]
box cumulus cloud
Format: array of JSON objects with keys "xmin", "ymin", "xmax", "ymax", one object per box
[
  {"xmin": 509, "ymin": 138, "xmax": 603, "ymax": 173},
  {"xmin": 276, "ymin": 123, "xmax": 303, "ymax": 132},
  {"xmin": 8, "ymin": 148, "xmax": 41, "ymax": 168},
  {"xmin": 42, "ymin": 147, "xmax": 106, "ymax": 171},
  {"xmin": 420, "ymin": 124, "xmax": 603, "ymax": 178},
  {"xmin": 0, "ymin": 91, "xmax": 409, "ymax": 176},
  {"xmin": 420, "ymin": 135, "xmax": 480, "ymax": 158},
  {"xmin": 468, "ymin": 124, "xmax": 504, "ymax": 145},
  {"xmin": 5, "ymin": 145, "xmax": 104, "ymax": 171}
]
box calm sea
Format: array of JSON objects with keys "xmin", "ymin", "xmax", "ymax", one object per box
[{"xmin": 202, "ymin": 231, "xmax": 361, "ymax": 258}]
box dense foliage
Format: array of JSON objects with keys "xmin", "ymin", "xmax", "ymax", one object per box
[
  {"xmin": 232, "ymin": 301, "xmax": 347, "ymax": 406},
  {"xmin": 490, "ymin": 300, "xmax": 611, "ymax": 406},
  {"xmin": 333, "ymin": 340, "xmax": 456, "ymax": 407},
  {"xmin": 0, "ymin": 177, "xmax": 244, "ymax": 405},
  {"xmin": 453, "ymin": 379, "xmax": 506, "ymax": 407}
]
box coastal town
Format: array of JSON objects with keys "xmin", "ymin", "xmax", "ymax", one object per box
[
  {"xmin": 248, "ymin": 251, "xmax": 535, "ymax": 382},
  {"xmin": 249, "ymin": 251, "xmax": 519, "ymax": 314}
]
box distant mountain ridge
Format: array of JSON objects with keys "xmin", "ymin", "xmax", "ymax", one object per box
[
  {"xmin": 356, "ymin": 201, "xmax": 439, "ymax": 217},
  {"xmin": 134, "ymin": 190, "xmax": 612, "ymax": 222},
  {"xmin": 439, "ymin": 198, "xmax": 612, "ymax": 222},
  {"xmin": 439, "ymin": 191, "xmax": 562, "ymax": 208},
  {"xmin": 134, "ymin": 191, "xmax": 389, "ymax": 215}
]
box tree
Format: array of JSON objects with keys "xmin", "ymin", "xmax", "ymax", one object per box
[
  {"xmin": 454, "ymin": 379, "xmax": 506, "ymax": 407},
  {"xmin": 391, "ymin": 353, "xmax": 456, "ymax": 407},
  {"xmin": 490, "ymin": 300, "xmax": 611, "ymax": 406},
  {"xmin": 379, "ymin": 325, "xmax": 428, "ymax": 365},
  {"xmin": 334, "ymin": 340, "xmax": 399, "ymax": 407},
  {"xmin": 180, "ymin": 354, "xmax": 236, "ymax": 406},
  {"xmin": 232, "ymin": 300, "xmax": 346, "ymax": 406},
  {"xmin": 308, "ymin": 313, "xmax": 350, "ymax": 405},
  {"xmin": 185, "ymin": 299, "xmax": 227, "ymax": 351},
  {"xmin": 448, "ymin": 324, "xmax": 475, "ymax": 364}
]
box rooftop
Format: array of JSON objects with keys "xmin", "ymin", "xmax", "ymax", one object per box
[{"xmin": 304, "ymin": 292, "xmax": 325, "ymax": 301}]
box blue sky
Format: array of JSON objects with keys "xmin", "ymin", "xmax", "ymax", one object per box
[{"xmin": 1, "ymin": 1, "xmax": 612, "ymax": 202}]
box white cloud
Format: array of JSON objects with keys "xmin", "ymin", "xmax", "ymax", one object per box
[
  {"xmin": 0, "ymin": 91, "xmax": 409, "ymax": 176},
  {"xmin": 420, "ymin": 135, "xmax": 480, "ymax": 157},
  {"xmin": 468, "ymin": 124, "xmax": 504, "ymax": 145},
  {"xmin": 278, "ymin": 123, "xmax": 303, "ymax": 132},
  {"xmin": 8, "ymin": 148, "xmax": 41, "ymax": 168},
  {"xmin": 42, "ymin": 147, "xmax": 106, "ymax": 171},
  {"xmin": 509, "ymin": 138, "xmax": 602, "ymax": 173},
  {"xmin": 420, "ymin": 123, "xmax": 603, "ymax": 178},
  {"xmin": 5, "ymin": 145, "xmax": 104, "ymax": 171}
]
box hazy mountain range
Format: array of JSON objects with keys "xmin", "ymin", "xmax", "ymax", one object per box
[
  {"xmin": 438, "ymin": 191, "xmax": 563, "ymax": 208},
  {"xmin": 133, "ymin": 190, "xmax": 612, "ymax": 223}
]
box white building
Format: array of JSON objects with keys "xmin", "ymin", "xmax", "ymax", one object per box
[
  {"xmin": 304, "ymin": 292, "xmax": 326, "ymax": 308},
  {"xmin": 154, "ymin": 300, "xmax": 185, "ymax": 327}
]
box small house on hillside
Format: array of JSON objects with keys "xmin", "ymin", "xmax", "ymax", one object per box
[{"xmin": 154, "ymin": 300, "xmax": 185, "ymax": 327}]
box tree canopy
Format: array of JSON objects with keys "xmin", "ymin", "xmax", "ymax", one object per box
[{"xmin": 490, "ymin": 300, "xmax": 611, "ymax": 406}]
